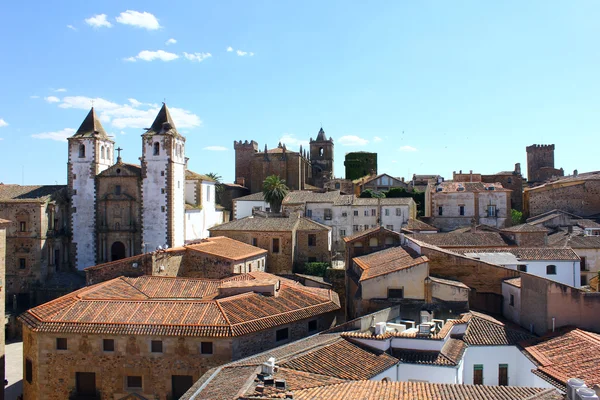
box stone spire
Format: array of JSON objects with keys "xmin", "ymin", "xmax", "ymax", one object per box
[
  {"xmin": 72, "ymin": 107, "xmax": 108, "ymax": 138},
  {"xmin": 144, "ymin": 103, "xmax": 178, "ymax": 136},
  {"xmin": 316, "ymin": 127, "xmax": 327, "ymax": 141}
]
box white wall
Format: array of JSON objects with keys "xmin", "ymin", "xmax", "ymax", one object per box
[
  {"xmin": 462, "ymin": 346, "xmax": 554, "ymax": 388},
  {"xmin": 371, "ymin": 366, "xmax": 397, "ymax": 381},
  {"xmin": 361, "ymin": 262, "xmax": 428, "ymax": 300},
  {"xmin": 397, "ymin": 364, "xmax": 459, "ymax": 384},
  {"xmin": 235, "ymin": 200, "xmax": 270, "ymax": 219},
  {"xmin": 505, "ymin": 260, "xmax": 580, "ymax": 287},
  {"xmin": 141, "ymin": 137, "xmax": 169, "ymax": 252}
]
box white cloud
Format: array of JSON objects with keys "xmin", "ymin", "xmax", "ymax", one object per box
[
  {"xmin": 45, "ymin": 96, "xmax": 60, "ymax": 103},
  {"xmin": 0, "ymin": 138, "xmax": 3, "ymax": 140},
  {"xmin": 236, "ymin": 49, "xmax": 254, "ymax": 57},
  {"xmin": 226, "ymin": 46, "xmax": 233, "ymax": 52},
  {"xmin": 55, "ymin": 88, "xmax": 67, "ymax": 92},
  {"xmin": 85, "ymin": 14, "xmax": 112, "ymax": 28},
  {"xmin": 30, "ymin": 95, "xmax": 40, "ymax": 99},
  {"xmin": 56, "ymin": 95, "xmax": 202, "ymax": 130},
  {"xmin": 203, "ymin": 146, "xmax": 228, "ymax": 151},
  {"xmin": 399, "ymin": 145, "xmax": 417, "ymax": 152},
  {"xmin": 0, "ymin": 118, "xmax": 8, "ymax": 127},
  {"xmin": 32, "ymin": 128, "xmax": 76, "ymax": 142},
  {"xmin": 125, "ymin": 50, "xmax": 179, "ymax": 62},
  {"xmin": 120, "ymin": 131, "xmax": 126, "ymax": 135},
  {"xmin": 183, "ymin": 52, "xmax": 212, "ymax": 62},
  {"xmin": 338, "ymin": 135, "xmax": 369, "ymax": 146},
  {"xmin": 116, "ymin": 10, "xmax": 161, "ymax": 30},
  {"xmin": 279, "ymin": 133, "xmax": 309, "ymax": 149},
  {"xmin": 374, "ymin": 136, "xmax": 382, "ymax": 142},
  {"xmin": 67, "ymin": 24, "xmax": 77, "ymax": 31},
  {"xmin": 165, "ymin": 38, "xmax": 177, "ymax": 45}
]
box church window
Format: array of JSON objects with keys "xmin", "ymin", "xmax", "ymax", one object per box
[
  {"xmin": 319, "ymin": 147, "xmax": 324, "ymax": 156},
  {"xmin": 115, "ymin": 185, "xmax": 121, "ymax": 195},
  {"xmin": 79, "ymin": 144, "xmax": 86, "ymax": 158},
  {"xmin": 101, "ymin": 146, "xmax": 105, "ymax": 159},
  {"xmin": 19, "ymin": 221, "xmax": 26, "ymax": 232},
  {"xmin": 153, "ymin": 142, "xmax": 160, "ymax": 156},
  {"xmin": 19, "ymin": 258, "xmax": 26, "ymax": 269},
  {"xmin": 115, "ymin": 222, "xmax": 120, "ymax": 230},
  {"xmin": 161, "ymin": 188, "xmax": 165, "ymax": 194}
]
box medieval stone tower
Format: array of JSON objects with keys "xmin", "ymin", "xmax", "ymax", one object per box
[
  {"xmin": 526, "ymin": 144, "xmax": 564, "ymax": 183},
  {"xmin": 68, "ymin": 108, "xmax": 114, "ymax": 269},
  {"xmin": 234, "ymin": 140, "xmax": 258, "ymax": 191},
  {"xmin": 141, "ymin": 104, "xmax": 186, "ymax": 252},
  {"xmin": 309, "ymin": 128, "xmax": 334, "ymax": 188}
]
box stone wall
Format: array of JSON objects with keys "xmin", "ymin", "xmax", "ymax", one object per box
[
  {"xmin": 526, "ymin": 144, "xmax": 557, "ymax": 183},
  {"xmin": 481, "ymin": 173, "xmax": 524, "ymax": 212},
  {"xmin": 344, "ymin": 152, "xmax": 377, "ymax": 181},
  {"xmin": 512, "ymin": 231, "xmax": 547, "ymax": 247},
  {"xmin": 0, "ymin": 223, "xmax": 7, "ymax": 399},
  {"xmin": 85, "ymin": 253, "xmax": 153, "ymax": 285},
  {"xmin": 181, "ymin": 250, "xmax": 265, "ymax": 278},
  {"xmin": 520, "ymin": 273, "xmax": 600, "ymax": 335},
  {"xmin": 325, "ymin": 267, "xmax": 346, "ymax": 320},
  {"xmin": 525, "ymin": 180, "xmax": 600, "ymax": 218},
  {"xmin": 294, "ymin": 229, "xmax": 331, "ymax": 269}
]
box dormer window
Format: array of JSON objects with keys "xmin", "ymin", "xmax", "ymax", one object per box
[
  {"xmin": 153, "ymin": 142, "xmax": 160, "ymax": 156},
  {"xmin": 78, "ymin": 144, "xmax": 86, "ymax": 158}
]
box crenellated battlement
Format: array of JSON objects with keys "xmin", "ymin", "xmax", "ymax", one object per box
[
  {"xmin": 233, "ymin": 140, "xmax": 258, "ymax": 150},
  {"xmin": 526, "ymin": 144, "xmax": 555, "ymax": 152}
]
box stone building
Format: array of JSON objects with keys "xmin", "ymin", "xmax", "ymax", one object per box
[
  {"xmin": 425, "ymin": 181, "xmax": 511, "ymax": 231},
  {"xmin": 0, "ymin": 218, "xmax": 9, "ymax": 399},
  {"xmin": 356, "ymin": 173, "xmax": 408, "ymax": 195},
  {"xmin": 323, "ymin": 178, "xmax": 354, "ymax": 194},
  {"xmin": 0, "ymin": 184, "xmax": 70, "ymax": 305},
  {"xmin": 344, "ymin": 151, "xmax": 377, "ymax": 181},
  {"xmin": 523, "ymin": 171, "xmax": 600, "ymax": 218},
  {"xmin": 19, "ymin": 272, "xmax": 340, "ymax": 400},
  {"xmin": 209, "ymin": 215, "xmax": 332, "ymax": 274},
  {"xmin": 233, "ymin": 128, "xmax": 334, "ymax": 194},
  {"xmin": 526, "ymin": 144, "xmax": 564, "ymax": 184},
  {"xmin": 68, "ymin": 105, "xmax": 223, "ymax": 270}
]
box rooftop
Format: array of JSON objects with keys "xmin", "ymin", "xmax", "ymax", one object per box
[
  {"xmin": 548, "ymin": 232, "xmax": 600, "ymax": 249},
  {"xmin": 456, "ymin": 247, "xmax": 580, "ymax": 261},
  {"xmin": 185, "ymin": 170, "xmax": 216, "ymax": 182},
  {"xmin": 462, "ymin": 311, "xmax": 534, "ymax": 346},
  {"xmin": 527, "ymin": 171, "xmax": 600, "ymax": 191},
  {"xmin": 283, "ymin": 190, "xmax": 342, "ymax": 204},
  {"xmin": 70, "ymin": 107, "xmax": 109, "ymax": 139},
  {"xmin": 433, "ymin": 181, "xmax": 510, "ymax": 193},
  {"xmin": 404, "ymin": 218, "xmax": 439, "ymax": 232},
  {"xmin": 521, "ymin": 327, "xmax": 600, "ymax": 389},
  {"xmin": 233, "ymin": 192, "xmax": 267, "ymax": 202},
  {"xmin": 502, "ymin": 223, "xmax": 549, "ymax": 233},
  {"xmin": 19, "ymin": 272, "xmax": 340, "ymax": 337},
  {"xmin": 342, "ymin": 225, "xmax": 399, "ymax": 243},
  {"xmin": 410, "ymin": 232, "xmax": 511, "ymax": 248},
  {"xmin": 209, "ymin": 216, "xmax": 330, "ymax": 233},
  {"xmin": 0, "ymin": 184, "xmax": 66, "ymax": 202},
  {"xmin": 353, "ymin": 246, "xmax": 428, "ymax": 281},
  {"xmin": 503, "ymin": 277, "xmax": 522, "ymax": 288},
  {"xmin": 186, "ymin": 236, "xmax": 267, "ymax": 261}
]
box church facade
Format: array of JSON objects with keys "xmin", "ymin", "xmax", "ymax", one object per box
[
  {"xmin": 68, "ymin": 105, "xmax": 223, "ymax": 270},
  {"xmin": 233, "ymin": 128, "xmax": 334, "ymax": 193}
]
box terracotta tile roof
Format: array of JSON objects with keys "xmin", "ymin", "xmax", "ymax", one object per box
[
  {"xmin": 549, "ymin": 233, "xmax": 600, "ymax": 249},
  {"xmin": 527, "ymin": 171, "xmax": 600, "ymax": 190},
  {"xmin": 435, "ymin": 181, "xmax": 510, "ymax": 193},
  {"xmin": 574, "ymin": 219, "xmax": 600, "ymax": 229},
  {"xmin": 455, "ymin": 247, "xmax": 580, "ymax": 261},
  {"xmin": 0, "ymin": 184, "xmax": 66, "ymax": 202},
  {"xmin": 19, "ymin": 272, "xmax": 339, "ymax": 337},
  {"xmin": 450, "ymin": 224, "xmax": 501, "ymax": 233},
  {"xmin": 521, "ymin": 327, "xmax": 600, "ymax": 389},
  {"xmin": 191, "ymin": 365, "xmax": 258, "ymax": 399},
  {"xmin": 353, "ymin": 246, "xmax": 428, "ymax": 281},
  {"xmin": 185, "ymin": 170, "xmax": 215, "ymax": 182},
  {"xmin": 391, "ymin": 338, "xmax": 466, "ymax": 366},
  {"xmin": 410, "ymin": 232, "xmax": 511, "ymax": 248},
  {"xmin": 502, "ymin": 223, "xmax": 548, "ymax": 233},
  {"xmin": 427, "ymin": 276, "xmax": 470, "ymax": 289},
  {"xmin": 209, "ymin": 216, "xmax": 329, "ymax": 232},
  {"xmin": 503, "ymin": 277, "xmax": 521, "ymax": 288},
  {"xmin": 280, "ymin": 338, "xmax": 397, "ymax": 380},
  {"xmin": 353, "ymin": 197, "xmax": 414, "ymax": 206},
  {"xmin": 404, "ymin": 218, "xmax": 439, "ymax": 232},
  {"xmin": 463, "ymin": 311, "xmax": 534, "ymax": 346},
  {"xmin": 288, "ymin": 380, "xmax": 550, "ymax": 400},
  {"xmin": 283, "ymin": 190, "xmax": 342, "ymax": 204},
  {"xmin": 233, "ymin": 192, "xmax": 266, "ymax": 202},
  {"xmin": 186, "ymin": 236, "xmax": 267, "ymax": 261},
  {"xmin": 342, "ymin": 225, "xmax": 399, "ymax": 243}
]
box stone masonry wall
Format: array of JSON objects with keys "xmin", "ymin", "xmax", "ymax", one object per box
[
  {"xmin": 526, "ymin": 180, "xmax": 600, "ymax": 218},
  {"xmin": 85, "ymin": 253, "xmax": 152, "ymax": 285},
  {"xmin": 295, "ymin": 229, "xmax": 331, "ymax": 269}
]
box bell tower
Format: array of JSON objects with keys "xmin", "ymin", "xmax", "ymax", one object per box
[
  {"xmin": 140, "ymin": 104, "xmax": 186, "ymax": 251},
  {"xmin": 309, "ymin": 127, "xmax": 334, "ymax": 188},
  {"xmin": 67, "ymin": 107, "xmax": 114, "ymax": 269}
]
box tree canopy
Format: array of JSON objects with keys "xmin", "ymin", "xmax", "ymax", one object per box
[{"xmin": 262, "ymin": 175, "xmax": 289, "ymax": 213}]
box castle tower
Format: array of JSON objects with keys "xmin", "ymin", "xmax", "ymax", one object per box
[
  {"xmin": 68, "ymin": 107, "xmax": 114, "ymax": 269},
  {"xmin": 233, "ymin": 140, "xmax": 258, "ymax": 191},
  {"xmin": 526, "ymin": 144, "xmax": 563, "ymax": 183},
  {"xmin": 141, "ymin": 104, "xmax": 186, "ymax": 251},
  {"xmin": 309, "ymin": 127, "xmax": 334, "ymax": 188}
]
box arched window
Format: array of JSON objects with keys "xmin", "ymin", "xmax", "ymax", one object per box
[
  {"xmin": 319, "ymin": 147, "xmax": 324, "ymax": 156},
  {"xmin": 153, "ymin": 142, "xmax": 160, "ymax": 156},
  {"xmin": 101, "ymin": 146, "xmax": 105, "ymax": 159},
  {"xmin": 79, "ymin": 144, "xmax": 86, "ymax": 158}
]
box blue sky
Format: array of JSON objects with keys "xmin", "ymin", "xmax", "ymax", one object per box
[{"xmin": 1, "ymin": 1, "xmax": 599, "ymax": 185}]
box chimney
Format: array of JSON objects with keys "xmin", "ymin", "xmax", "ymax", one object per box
[
  {"xmin": 574, "ymin": 169, "xmax": 578, "ymax": 177},
  {"xmin": 515, "ymin": 163, "xmax": 521, "ymax": 175},
  {"xmin": 469, "ymin": 170, "xmax": 473, "ymax": 182},
  {"xmin": 567, "ymin": 378, "xmax": 588, "ymax": 400},
  {"xmin": 375, "ymin": 321, "xmax": 387, "ymax": 336}
]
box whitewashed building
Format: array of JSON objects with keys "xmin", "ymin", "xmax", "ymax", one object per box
[{"xmin": 232, "ymin": 192, "xmax": 270, "ymax": 220}]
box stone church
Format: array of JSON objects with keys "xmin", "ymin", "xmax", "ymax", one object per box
[
  {"xmin": 68, "ymin": 104, "xmax": 223, "ymax": 270},
  {"xmin": 234, "ymin": 128, "xmax": 334, "ymax": 193}
]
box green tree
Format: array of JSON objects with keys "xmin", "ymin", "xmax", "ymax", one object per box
[
  {"xmin": 262, "ymin": 175, "xmax": 289, "ymax": 213},
  {"xmin": 511, "ymin": 209, "xmax": 523, "ymax": 225},
  {"xmin": 206, "ymin": 172, "xmax": 223, "ymax": 204},
  {"xmin": 359, "ymin": 189, "xmax": 385, "ymax": 198},
  {"xmin": 385, "ymin": 187, "xmax": 412, "ymax": 198}
]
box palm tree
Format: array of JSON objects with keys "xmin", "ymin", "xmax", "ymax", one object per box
[
  {"xmin": 262, "ymin": 175, "xmax": 289, "ymax": 213},
  {"xmin": 206, "ymin": 172, "xmax": 223, "ymax": 204}
]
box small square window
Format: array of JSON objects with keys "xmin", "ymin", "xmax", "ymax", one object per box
[
  {"xmin": 161, "ymin": 206, "xmax": 166, "ymax": 212},
  {"xmin": 161, "ymin": 171, "xmax": 165, "ymax": 176},
  {"xmin": 340, "ymin": 229, "xmax": 346, "ymax": 237},
  {"xmin": 272, "ymin": 238, "xmax": 280, "ymax": 254},
  {"xmin": 200, "ymin": 341, "xmax": 213, "ymax": 354},
  {"xmin": 151, "ymin": 340, "xmax": 163, "ymax": 353},
  {"xmin": 127, "ymin": 375, "xmax": 143, "ymax": 389},
  {"xmin": 103, "ymin": 339, "xmax": 115, "ymax": 352},
  {"xmin": 276, "ymin": 328, "xmax": 289, "ymax": 342},
  {"xmin": 353, "ymin": 225, "xmax": 359, "ymax": 232},
  {"xmin": 364, "ymin": 210, "xmax": 369, "ymax": 216},
  {"xmin": 19, "ymin": 221, "xmax": 26, "ymax": 232},
  {"xmin": 364, "ymin": 224, "xmax": 369, "ymax": 230},
  {"xmin": 308, "ymin": 234, "xmax": 317, "ymax": 247},
  {"xmin": 252, "ymin": 238, "xmax": 258, "ymax": 246},
  {"xmin": 306, "ymin": 209, "xmax": 312, "ymax": 218},
  {"xmin": 371, "ymin": 209, "xmax": 376, "ymax": 216},
  {"xmin": 546, "ymin": 265, "xmax": 557, "ymax": 275},
  {"xmin": 388, "ymin": 288, "xmax": 404, "ymax": 299},
  {"xmin": 308, "ymin": 320, "xmax": 318, "ymax": 332},
  {"xmin": 19, "ymin": 258, "xmax": 26, "ymax": 269},
  {"xmin": 353, "ymin": 210, "xmax": 359, "ymax": 216},
  {"xmin": 386, "ymin": 225, "xmax": 393, "ymax": 230},
  {"xmin": 438, "ymin": 206, "xmax": 443, "ymax": 216},
  {"xmin": 385, "ymin": 209, "xmax": 389, "ymax": 216},
  {"xmin": 56, "ymin": 337, "xmax": 68, "ymax": 350},
  {"xmin": 342, "ymin": 212, "xmax": 348, "ymax": 217},
  {"xmin": 115, "ymin": 185, "xmax": 121, "ymax": 195},
  {"xmin": 161, "ymin": 188, "xmax": 165, "ymax": 194}
]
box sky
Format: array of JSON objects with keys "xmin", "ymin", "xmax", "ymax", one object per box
[{"xmin": 1, "ymin": 1, "xmax": 599, "ymax": 185}]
